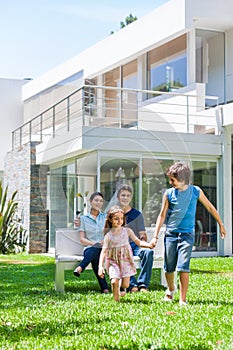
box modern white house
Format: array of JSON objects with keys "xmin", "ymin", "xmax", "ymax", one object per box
[{"xmin": 4, "ymin": 0, "xmax": 233, "ymax": 256}]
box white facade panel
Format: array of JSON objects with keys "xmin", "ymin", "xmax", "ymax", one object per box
[{"xmin": 0, "ymin": 78, "xmax": 26, "ymax": 171}]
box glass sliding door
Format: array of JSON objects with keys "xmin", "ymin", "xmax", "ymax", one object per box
[
  {"xmin": 192, "ymin": 161, "xmax": 217, "ymax": 251},
  {"xmin": 49, "ymin": 162, "xmax": 76, "ymax": 248}
]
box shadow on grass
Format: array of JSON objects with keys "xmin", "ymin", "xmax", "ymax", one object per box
[
  {"xmin": 0, "ymin": 257, "xmax": 166, "ymax": 298},
  {"xmin": 191, "ymin": 269, "xmax": 233, "ymax": 278}
]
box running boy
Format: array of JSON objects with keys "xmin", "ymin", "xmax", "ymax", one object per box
[{"xmin": 150, "ymin": 162, "xmax": 226, "ymax": 306}]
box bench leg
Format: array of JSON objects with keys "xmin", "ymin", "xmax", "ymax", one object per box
[
  {"xmin": 160, "ymin": 269, "xmax": 167, "ymax": 287},
  {"xmin": 55, "ymin": 263, "xmax": 65, "ymax": 293},
  {"xmin": 160, "ymin": 269, "xmax": 178, "ymax": 288}
]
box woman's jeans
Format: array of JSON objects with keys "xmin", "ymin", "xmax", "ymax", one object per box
[
  {"xmin": 129, "ymin": 241, "xmax": 154, "ymax": 290},
  {"xmin": 79, "ymin": 245, "xmax": 108, "ymax": 292}
]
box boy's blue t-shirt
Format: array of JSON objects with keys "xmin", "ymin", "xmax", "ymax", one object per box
[{"xmin": 165, "ymin": 185, "xmax": 200, "ymax": 233}]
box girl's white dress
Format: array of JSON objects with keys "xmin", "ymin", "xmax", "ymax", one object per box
[{"xmin": 103, "ymin": 227, "xmax": 136, "ymax": 279}]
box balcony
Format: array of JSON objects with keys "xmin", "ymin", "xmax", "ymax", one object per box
[{"xmin": 12, "ymin": 85, "xmax": 221, "ymax": 150}]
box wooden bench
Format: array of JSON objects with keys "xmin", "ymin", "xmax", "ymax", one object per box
[{"xmin": 55, "ymin": 227, "xmax": 167, "ymax": 293}]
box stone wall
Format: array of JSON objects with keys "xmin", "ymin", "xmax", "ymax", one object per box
[{"xmin": 4, "ymin": 142, "xmax": 48, "ymax": 253}]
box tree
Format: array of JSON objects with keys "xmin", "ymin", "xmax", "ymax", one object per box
[
  {"xmin": 120, "ymin": 14, "xmax": 137, "ymax": 28},
  {"xmin": 111, "ymin": 13, "xmax": 137, "ymax": 34}
]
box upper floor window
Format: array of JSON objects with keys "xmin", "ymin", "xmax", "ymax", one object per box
[{"xmin": 147, "ymin": 35, "xmax": 187, "ymax": 94}]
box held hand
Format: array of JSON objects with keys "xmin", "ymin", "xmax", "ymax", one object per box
[
  {"xmin": 150, "ymin": 237, "xmax": 158, "ymax": 248},
  {"xmin": 98, "ymin": 266, "xmax": 105, "ymax": 278},
  {"xmin": 148, "ymin": 242, "xmax": 155, "ymax": 249}
]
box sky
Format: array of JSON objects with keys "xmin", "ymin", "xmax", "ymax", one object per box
[{"xmin": 0, "ymin": 0, "xmax": 169, "ymax": 80}]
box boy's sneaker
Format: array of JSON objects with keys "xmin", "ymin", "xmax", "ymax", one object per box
[
  {"xmin": 164, "ymin": 284, "xmax": 177, "ymax": 302},
  {"xmin": 179, "ymin": 300, "xmax": 188, "ymax": 307}
]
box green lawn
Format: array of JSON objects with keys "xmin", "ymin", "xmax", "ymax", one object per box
[{"xmin": 0, "ymin": 254, "xmax": 232, "ymax": 349}]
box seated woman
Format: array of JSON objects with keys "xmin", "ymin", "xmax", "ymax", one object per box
[{"xmin": 73, "ymin": 191, "xmax": 109, "ymax": 293}]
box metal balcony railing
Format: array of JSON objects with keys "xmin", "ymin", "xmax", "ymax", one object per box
[{"xmin": 12, "ymin": 85, "xmax": 221, "ymax": 150}]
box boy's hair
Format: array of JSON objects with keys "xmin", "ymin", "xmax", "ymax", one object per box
[
  {"xmin": 116, "ymin": 184, "xmax": 133, "ymax": 198},
  {"xmin": 89, "ymin": 191, "xmax": 103, "ymax": 202},
  {"xmin": 104, "ymin": 205, "xmax": 125, "ymax": 233},
  {"xmin": 166, "ymin": 162, "xmax": 191, "ymax": 185}
]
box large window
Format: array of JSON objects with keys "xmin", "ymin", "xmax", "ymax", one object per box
[
  {"xmin": 99, "ymin": 156, "xmax": 218, "ymax": 252},
  {"xmin": 196, "ymin": 29, "xmax": 225, "ymax": 105},
  {"xmin": 148, "ymin": 35, "xmax": 187, "ymax": 94}
]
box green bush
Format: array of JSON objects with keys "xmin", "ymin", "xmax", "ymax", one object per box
[{"xmin": 0, "ymin": 181, "xmax": 28, "ymax": 254}]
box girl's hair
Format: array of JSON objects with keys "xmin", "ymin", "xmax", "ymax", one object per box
[
  {"xmin": 104, "ymin": 206, "xmax": 125, "ymax": 233},
  {"xmin": 89, "ymin": 191, "xmax": 103, "ymax": 202},
  {"xmin": 166, "ymin": 162, "xmax": 191, "ymax": 185}
]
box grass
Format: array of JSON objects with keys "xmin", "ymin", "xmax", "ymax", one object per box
[{"xmin": 0, "ymin": 254, "xmax": 232, "ymax": 350}]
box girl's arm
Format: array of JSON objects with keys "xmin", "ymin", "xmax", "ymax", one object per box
[
  {"xmin": 150, "ymin": 192, "xmax": 169, "ymax": 247},
  {"xmin": 79, "ymin": 231, "xmax": 95, "ymax": 246},
  {"xmin": 198, "ymin": 189, "xmax": 226, "ymax": 239},
  {"xmin": 98, "ymin": 247, "xmax": 107, "ymax": 278},
  {"xmin": 127, "ymin": 229, "xmax": 153, "ymax": 249}
]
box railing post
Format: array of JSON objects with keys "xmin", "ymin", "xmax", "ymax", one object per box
[
  {"xmin": 82, "ymin": 87, "xmax": 85, "ymax": 126},
  {"xmin": 119, "ymin": 89, "xmax": 122, "ymax": 128},
  {"xmin": 53, "ymin": 106, "xmax": 55, "ymax": 138},
  {"xmin": 20, "ymin": 127, "xmax": 22, "ymax": 147},
  {"xmin": 67, "ymin": 96, "xmax": 70, "ymax": 131},
  {"xmin": 29, "ymin": 121, "xmax": 32, "ymax": 143},
  {"xmin": 40, "ymin": 115, "xmax": 43, "ymax": 143},
  {"xmin": 186, "ymin": 95, "xmax": 189, "ymax": 133},
  {"xmin": 12, "ymin": 131, "xmax": 14, "ymax": 150}
]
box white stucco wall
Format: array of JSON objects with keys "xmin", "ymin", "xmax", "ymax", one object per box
[
  {"xmin": 0, "ymin": 78, "xmax": 26, "ymax": 171},
  {"xmin": 22, "ymin": 0, "xmax": 233, "ymax": 103}
]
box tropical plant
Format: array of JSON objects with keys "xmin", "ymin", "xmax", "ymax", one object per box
[{"xmin": 0, "ymin": 181, "xmax": 28, "ymax": 254}]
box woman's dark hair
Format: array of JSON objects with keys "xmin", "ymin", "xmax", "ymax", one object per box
[
  {"xmin": 166, "ymin": 162, "xmax": 191, "ymax": 185},
  {"xmin": 90, "ymin": 192, "xmax": 103, "ymax": 202}
]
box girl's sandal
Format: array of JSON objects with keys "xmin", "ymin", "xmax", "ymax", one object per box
[{"xmin": 120, "ymin": 287, "xmax": 126, "ymax": 297}]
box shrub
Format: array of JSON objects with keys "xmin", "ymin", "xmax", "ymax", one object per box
[{"xmin": 0, "ymin": 181, "xmax": 28, "ymax": 254}]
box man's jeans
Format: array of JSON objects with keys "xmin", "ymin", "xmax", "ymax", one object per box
[{"xmin": 129, "ymin": 241, "xmax": 154, "ymax": 290}]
